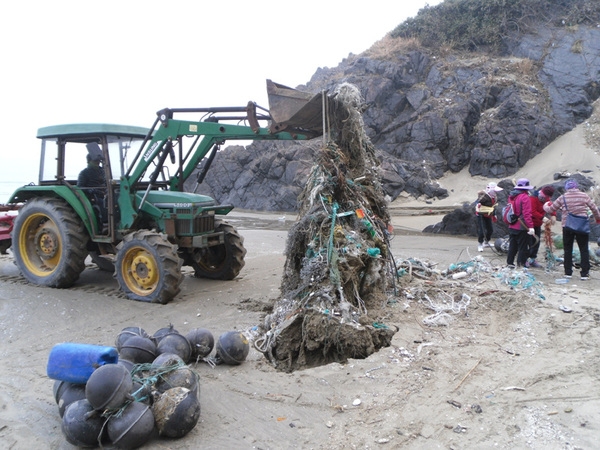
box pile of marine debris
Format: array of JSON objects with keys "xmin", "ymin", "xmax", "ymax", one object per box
[{"xmin": 256, "ymin": 83, "xmax": 397, "ymax": 371}]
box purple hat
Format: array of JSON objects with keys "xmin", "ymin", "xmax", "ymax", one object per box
[
  {"xmin": 515, "ymin": 178, "xmax": 532, "ymax": 190},
  {"xmin": 565, "ymin": 179, "xmax": 578, "ymax": 190}
]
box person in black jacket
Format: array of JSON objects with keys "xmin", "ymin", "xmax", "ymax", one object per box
[
  {"xmin": 475, "ymin": 182, "xmax": 502, "ymax": 252},
  {"xmin": 77, "ymin": 143, "xmax": 105, "ymax": 189},
  {"xmin": 78, "ymin": 142, "xmax": 106, "ymax": 225}
]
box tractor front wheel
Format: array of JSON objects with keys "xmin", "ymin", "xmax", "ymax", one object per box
[
  {"xmin": 12, "ymin": 198, "xmax": 88, "ymax": 287},
  {"xmin": 192, "ymin": 221, "xmax": 246, "ymax": 280},
  {"xmin": 115, "ymin": 230, "xmax": 183, "ymax": 304}
]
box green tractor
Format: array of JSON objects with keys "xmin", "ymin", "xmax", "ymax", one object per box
[{"xmin": 8, "ymin": 81, "xmax": 324, "ymax": 303}]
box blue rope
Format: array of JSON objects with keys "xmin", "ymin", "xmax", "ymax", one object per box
[{"xmin": 327, "ymin": 202, "xmax": 339, "ymax": 265}]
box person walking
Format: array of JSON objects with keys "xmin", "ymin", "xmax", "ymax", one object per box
[
  {"xmin": 506, "ymin": 178, "xmax": 535, "ymax": 268},
  {"xmin": 527, "ymin": 185, "xmax": 555, "ymax": 268},
  {"xmin": 543, "ymin": 178, "xmax": 600, "ymax": 280},
  {"xmin": 475, "ymin": 182, "xmax": 502, "ymax": 251}
]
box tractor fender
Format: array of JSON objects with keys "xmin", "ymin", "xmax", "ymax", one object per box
[{"xmin": 9, "ymin": 185, "xmax": 98, "ymax": 236}]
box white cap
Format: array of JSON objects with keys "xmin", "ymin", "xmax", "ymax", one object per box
[{"xmin": 486, "ymin": 182, "xmax": 503, "ymax": 192}]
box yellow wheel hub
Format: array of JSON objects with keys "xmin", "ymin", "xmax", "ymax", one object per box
[
  {"xmin": 35, "ymin": 227, "xmax": 59, "ymax": 258},
  {"xmin": 19, "ymin": 213, "xmax": 62, "ymax": 277},
  {"xmin": 121, "ymin": 248, "xmax": 159, "ymax": 295}
]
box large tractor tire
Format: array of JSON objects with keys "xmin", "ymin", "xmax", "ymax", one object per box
[
  {"xmin": 115, "ymin": 230, "xmax": 183, "ymax": 304},
  {"xmin": 12, "ymin": 198, "xmax": 88, "ymax": 288},
  {"xmin": 192, "ymin": 221, "xmax": 246, "ymax": 280}
]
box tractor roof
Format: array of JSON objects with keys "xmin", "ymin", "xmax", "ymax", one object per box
[{"xmin": 37, "ymin": 123, "xmax": 150, "ymax": 139}]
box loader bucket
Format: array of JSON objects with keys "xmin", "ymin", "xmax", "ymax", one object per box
[{"xmin": 267, "ymin": 80, "xmax": 324, "ymax": 138}]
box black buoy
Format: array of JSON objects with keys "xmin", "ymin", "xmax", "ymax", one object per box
[
  {"xmin": 119, "ymin": 336, "xmax": 157, "ymax": 364},
  {"xmin": 152, "ymin": 387, "xmax": 200, "ymax": 438},
  {"xmin": 152, "ymin": 324, "xmax": 179, "ymax": 344},
  {"xmin": 186, "ymin": 328, "xmax": 215, "ymax": 361},
  {"xmin": 155, "ymin": 366, "xmax": 199, "ymax": 397},
  {"xmin": 53, "ymin": 380, "xmax": 87, "ymax": 418},
  {"xmin": 61, "ymin": 399, "xmax": 105, "ymax": 448},
  {"xmin": 85, "ymin": 364, "xmax": 133, "ymax": 411},
  {"xmin": 215, "ymin": 331, "xmax": 249, "ymax": 365},
  {"xmin": 156, "ymin": 333, "xmax": 192, "ymax": 363},
  {"xmin": 151, "ymin": 353, "xmax": 185, "ymax": 371},
  {"xmin": 115, "ymin": 326, "xmax": 149, "ymax": 352},
  {"xmin": 117, "ymin": 359, "xmax": 136, "ymax": 374},
  {"xmin": 494, "ymin": 237, "xmax": 509, "ymax": 253},
  {"xmin": 107, "ymin": 401, "xmax": 155, "ymax": 449}
]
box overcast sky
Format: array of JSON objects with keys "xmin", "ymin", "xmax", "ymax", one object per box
[{"xmin": 1, "ymin": 0, "xmax": 442, "ymax": 190}]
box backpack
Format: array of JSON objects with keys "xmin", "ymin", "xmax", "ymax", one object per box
[{"xmin": 502, "ymin": 201, "xmax": 519, "ymax": 225}]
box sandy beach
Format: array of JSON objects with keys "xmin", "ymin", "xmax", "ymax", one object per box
[{"xmin": 1, "ymin": 117, "xmax": 599, "ymax": 449}]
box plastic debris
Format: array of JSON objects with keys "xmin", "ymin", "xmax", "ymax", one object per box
[{"xmin": 495, "ymin": 267, "xmax": 545, "ymax": 299}]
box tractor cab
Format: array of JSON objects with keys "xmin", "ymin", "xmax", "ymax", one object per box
[
  {"xmin": 30, "ymin": 124, "xmax": 150, "ymax": 239},
  {"xmin": 36, "ymin": 124, "xmax": 150, "ymax": 187}
]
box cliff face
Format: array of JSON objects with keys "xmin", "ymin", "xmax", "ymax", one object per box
[{"xmin": 193, "ymin": 22, "xmax": 600, "ymax": 212}]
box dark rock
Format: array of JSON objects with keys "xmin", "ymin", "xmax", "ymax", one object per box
[
  {"xmin": 191, "ymin": 24, "xmax": 600, "ymax": 213},
  {"xmin": 424, "ymin": 204, "xmax": 477, "ymax": 236}
]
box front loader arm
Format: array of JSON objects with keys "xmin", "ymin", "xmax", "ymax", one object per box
[
  {"xmin": 117, "ymin": 104, "xmax": 314, "ymax": 228},
  {"xmin": 175, "ymin": 120, "xmax": 310, "ymax": 184},
  {"xmin": 127, "ymin": 106, "xmax": 312, "ymax": 189}
]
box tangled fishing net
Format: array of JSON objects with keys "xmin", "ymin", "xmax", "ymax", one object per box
[{"xmin": 256, "ymin": 83, "xmax": 397, "ymax": 371}]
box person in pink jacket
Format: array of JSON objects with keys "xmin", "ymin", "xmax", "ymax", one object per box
[
  {"xmin": 506, "ymin": 178, "xmax": 535, "ymax": 268},
  {"xmin": 543, "ymin": 178, "xmax": 600, "ymax": 280}
]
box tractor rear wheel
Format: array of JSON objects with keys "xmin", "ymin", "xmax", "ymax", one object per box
[
  {"xmin": 192, "ymin": 221, "xmax": 246, "ymax": 280},
  {"xmin": 12, "ymin": 198, "xmax": 88, "ymax": 287},
  {"xmin": 115, "ymin": 230, "xmax": 183, "ymax": 304}
]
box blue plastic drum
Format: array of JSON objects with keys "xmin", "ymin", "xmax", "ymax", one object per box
[{"xmin": 47, "ymin": 343, "xmax": 118, "ymax": 384}]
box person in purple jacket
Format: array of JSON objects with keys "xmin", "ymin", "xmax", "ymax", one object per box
[
  {"xmin": 506, "ymin": 178, "xmax": 535, "ymax": 268},
  {"xmin": 544, "ymin": 178, "xmax": 600, "ymax": 280}
]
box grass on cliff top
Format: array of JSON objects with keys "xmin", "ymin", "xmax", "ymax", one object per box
[{"xmin": 392, "ymin": 0, "xmax": 600, "ymax": 53}]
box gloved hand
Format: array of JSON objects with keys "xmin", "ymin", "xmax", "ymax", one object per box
[
  {"xmin": 551, "ymin": 216, "xmax": 556, "ymax": 225},
  {"xmin": 527, "ymin": 228, "xmax": 535, "ymax": 236},
  {"xmin": 542, "ymin": 216, "xmax": 549, "ymax": 224}
]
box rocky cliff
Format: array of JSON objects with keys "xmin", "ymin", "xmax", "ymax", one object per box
[{"xmin": 191, "ymin": 3, "xmax": 600, "ymax": 212}]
